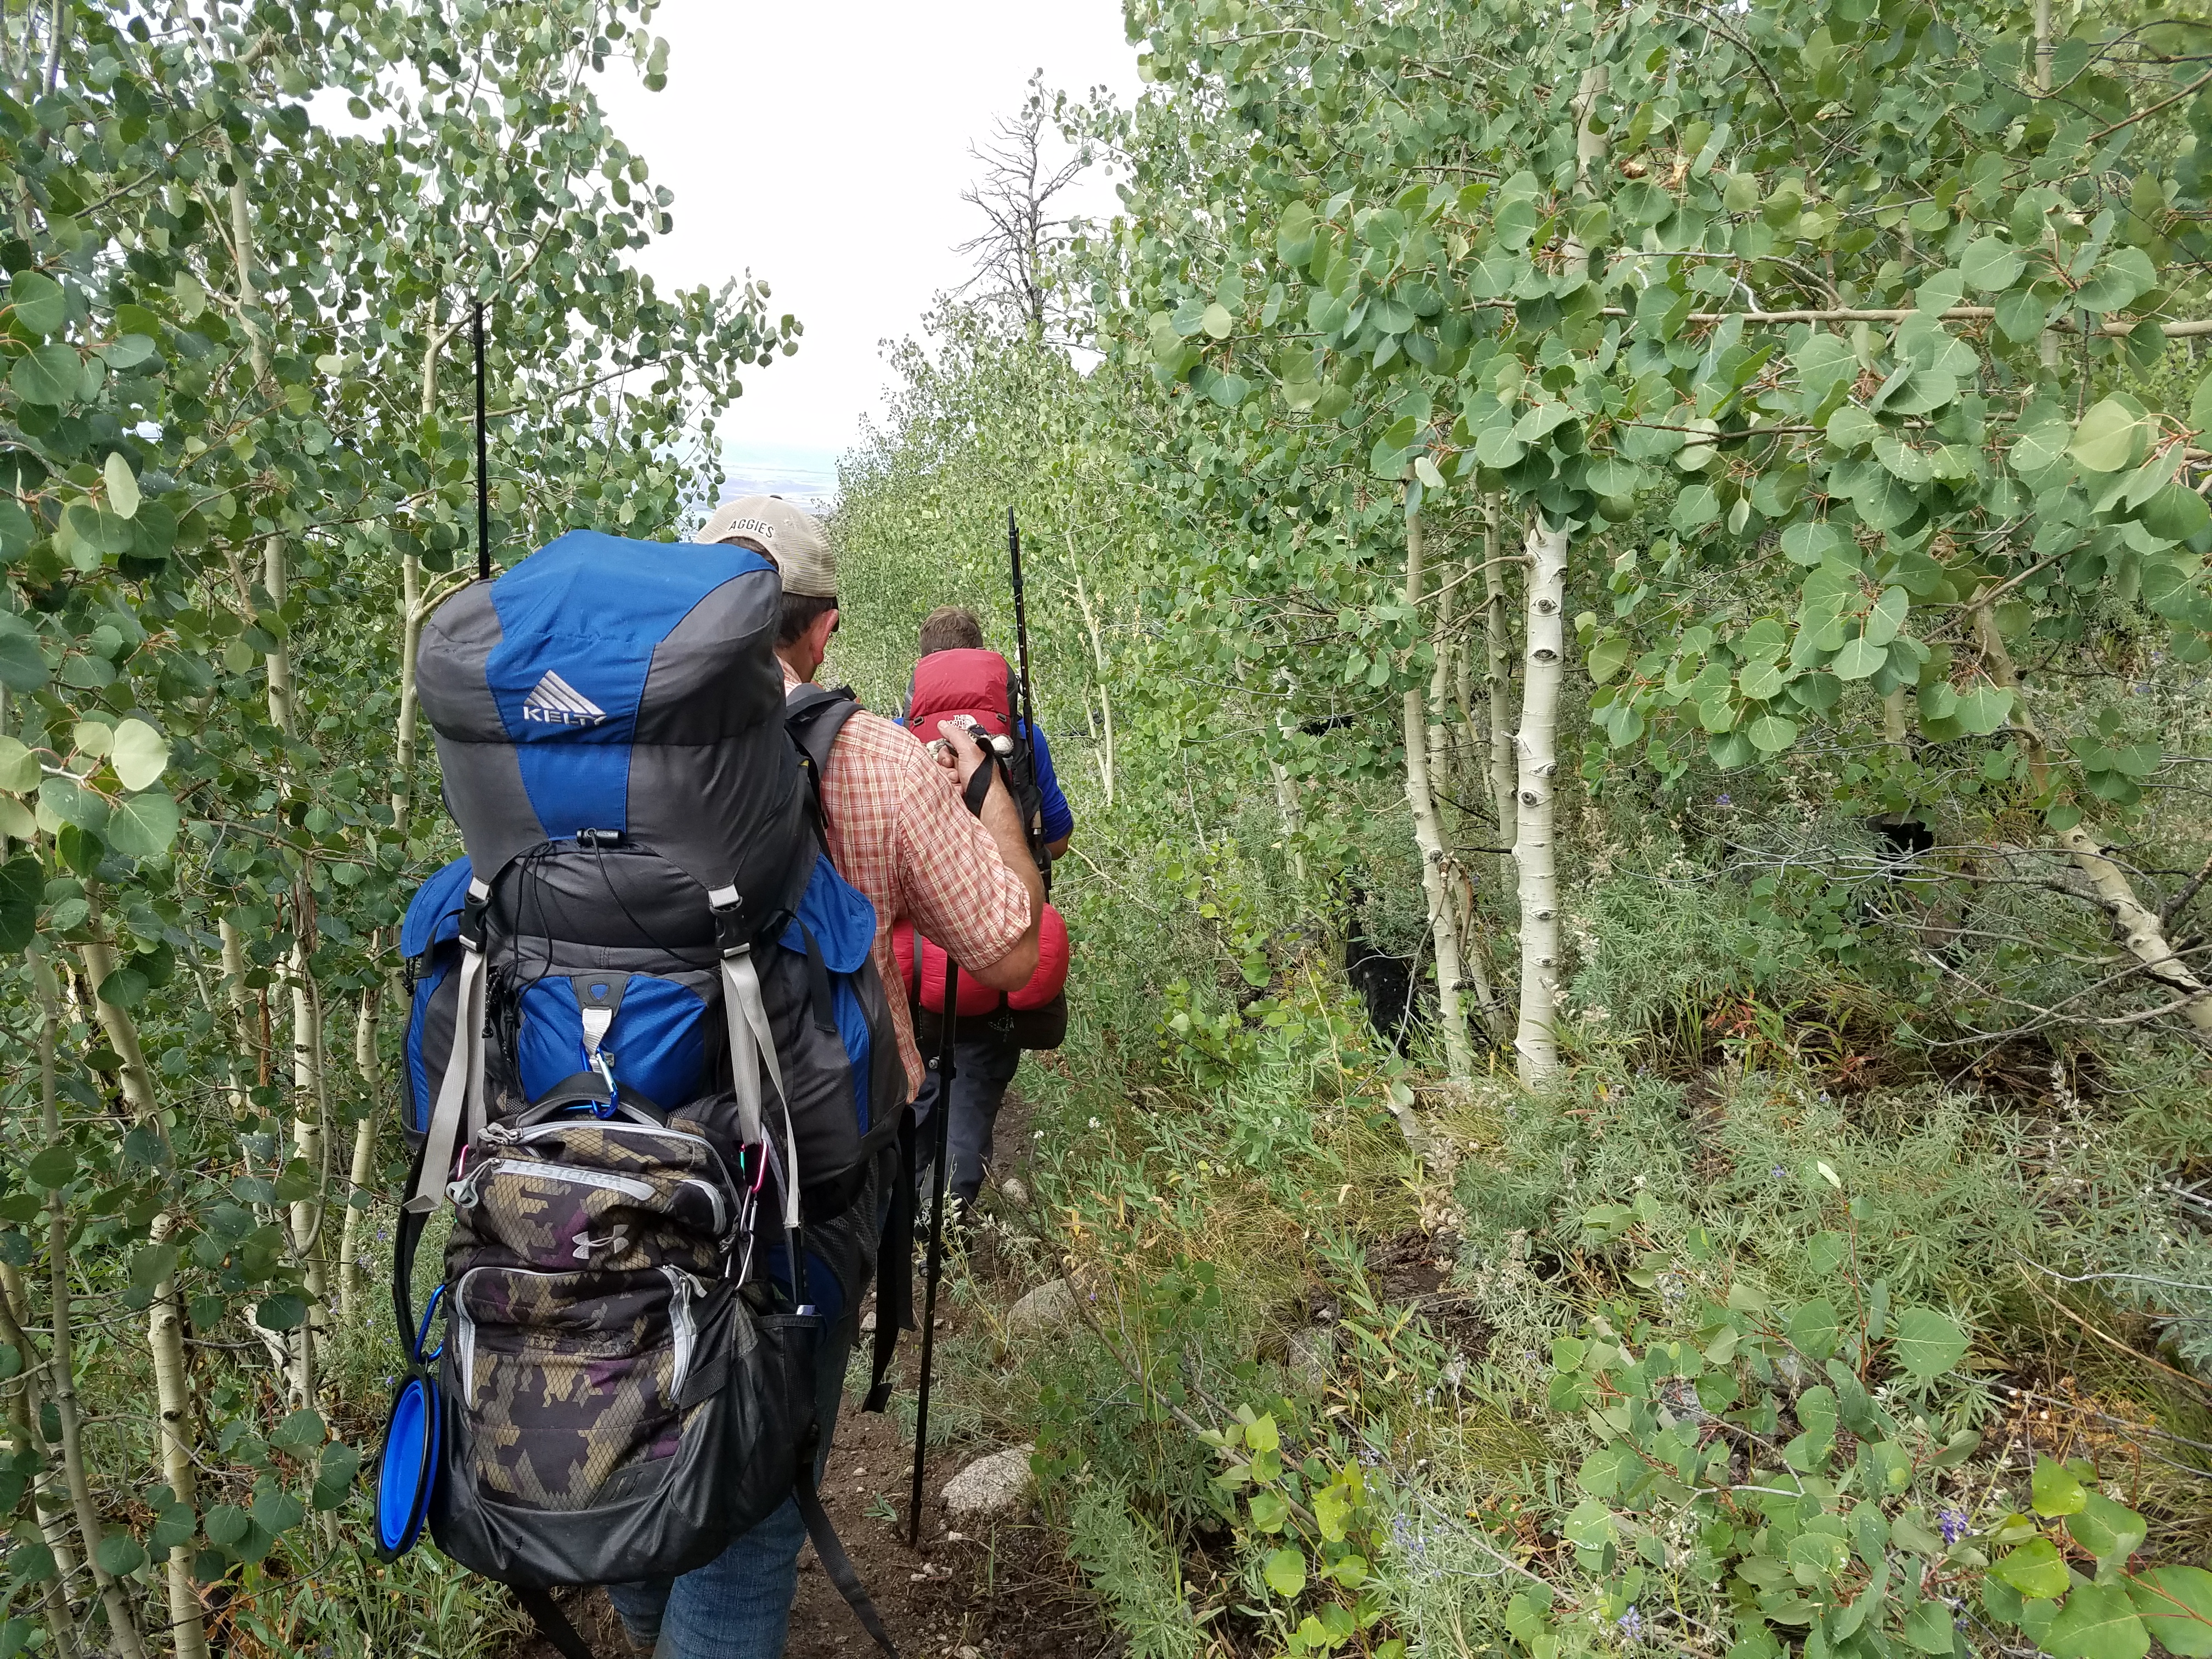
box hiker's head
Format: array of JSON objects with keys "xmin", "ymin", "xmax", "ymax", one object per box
[
  {"xmin": 699, "ymin": 494, "xmax": 839, "ymax": 678},
  {"xmin": 917, "ymin": 606, "xmax": 986, "ymax": 656}
]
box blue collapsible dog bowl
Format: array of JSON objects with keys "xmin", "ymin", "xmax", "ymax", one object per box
[
  {"xmin": 374, "ymin": 1374, "xmax": 439, "ymax": 1558},
  {"xmin": 375, "ymin": 1284, "xmax": 445, "ymax": 1560}
]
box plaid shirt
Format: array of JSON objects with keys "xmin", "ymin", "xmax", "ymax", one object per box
[{"xmin": 788, "ymin": 668, "xmax": 1034, "ymax": 1096}]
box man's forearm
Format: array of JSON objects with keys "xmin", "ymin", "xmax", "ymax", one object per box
[{"xmin": 979, "ymin": 772, "xmax": 1045, "ymax": 922}]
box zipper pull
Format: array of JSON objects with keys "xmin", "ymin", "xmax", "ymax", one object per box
[{"xmin": 447, "ymin": 1175, "xmax": 479, "ymax": 1209}]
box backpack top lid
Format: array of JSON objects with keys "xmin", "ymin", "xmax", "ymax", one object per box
[
  {"xmin": 415, "ymin": 530, "xmax": 814, "ymax": 933},
  {"xmin": 906, "ymin": 647, "xmax": 1015, "ymax": 740}
]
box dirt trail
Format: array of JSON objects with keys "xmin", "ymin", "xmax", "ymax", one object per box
[
  {"xmin": 509, "ymin": 1090, "xmax": 1109, "ymax": 1659},
  {"xmin": 509, "ymin": 1391, "xmax": 1101, "ymax": 1659}
]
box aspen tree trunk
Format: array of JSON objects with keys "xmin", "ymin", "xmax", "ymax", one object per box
[
  {"xmin": 1974, "ymin": 606, "xmax": 2212, "ymax": 1034},
  {"xmin": 1402, "ymin": 509, "xmax": 1476, "ymax": 1080},
  {"xmin": 395, "ymin": 307, "xmax": 460, "ymax": 823},
  {"xmin": 0, "ymin": 1270, "xmax": 83, "ymax": 1659},
  {"xmin": 1427, "ymin": 558, "xmax": 1502, "ymax": 1040},
  {"xmin": 1511, "ymin": 518, "xmax": 1572, "ymax": 1087},
  {"xmin": 1482, "ymin": 499, "xmax": 1518, "ymax": 894},
  {"xmin": 2032, "ymin": 0, "xmax": 2063, "ymax": 373},
  {"xmin": 287, "ymin": 890, "xmax": 328, "ymax": 1403},
  {"xmin": 337, "ymin": 982, "xmax": 381, "ymax": 1325},
  {"xmin": 1070, "ymin": 560, "xmax": 1116, "ymax": 810},
  {"xmin": 146, "ymin": 1213, "xmax": 207, "ymax": 1659},
  {"xmin": 1451, "ymin": 556, "xmax": 1482, "ymax": 798},
  {"xmin": 1503, "ymin": 63, "xmax": 1605, "ymax": 1088},
  {"xmin": 394, "ymin": 549, "xmax": 424, "ymax": 826},
  {"xmin": 220, "ymin": 916, "xmax": 262, "ymax": 1088},
  {"xmin": 35, "ymin": 967, "xmax": 148, "ymax": 1659},
  {"xmin": 1426, "ymin": 551, "xmax": 1458, "ymax": 821},
  {"xmin": 76, "ymin": 888, "xmax": 163, "ymax": 1135},
  {"xmin": 225, "ymin": 160, "xmax": 298, "ymax": 747},
  {"xmin": 1270, "ymin": 761, "xmax": 1308, "ymax": 886},
  {"xmin": 75, "ymin": 898, "xmax": 201, "ymax": 1653}
]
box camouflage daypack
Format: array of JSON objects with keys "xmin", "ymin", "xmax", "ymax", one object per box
[{"xmin": 376, "ymin": 533, "xmax": 910, "ymax": 1659}]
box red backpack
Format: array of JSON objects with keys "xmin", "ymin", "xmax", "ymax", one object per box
[{"xmin": 904, "ymin": 648, "xmax": 1049, "ymax": 879}]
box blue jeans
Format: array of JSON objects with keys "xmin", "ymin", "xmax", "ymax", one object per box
[
  {"xmin": 914, "ymin": 1031, "xmax": 1022, "ymax": 1206},
  {"xmin": 606, "ymin": 1316, "xmax": 853, "ymax": 1659}
]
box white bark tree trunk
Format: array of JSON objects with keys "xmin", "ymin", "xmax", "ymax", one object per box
[
  {"xmin": 74, "ymin": 897, "xmax": 202, "ymax": 1656},
  {"xmin": 1482, "ymin": 498, "xmax": 1518, "ymax": 894},
  {"xmin": 337, "ymin": 983, "xmax": 381, "ymax": 1325},
  {"xmin": 1071, "ymin": 554, "xmax": 1115, "ymax": 811},
  {"xmin": 1402, "ymin": 509, "xmax": 1477, "ymax": 1080},
  {"xmin": 147, "ymin": 1211, "xmax": 207, "ymax": 1659},
  {"xmin": 0, "ymin": 1267, "xmax": 83, "ymax": 1659},
  {"xmin": 1511, "ymin": 517, "xmax": 1572, "ymax": 1087},
  {"xmin": 286, "ymin": 897, "xmax": 328, "ymax": 1404},
  {"xmin": 35, "ymin": 967, "xmax": 147, "ymax": 1659},
  {"xmin": 1271, "ymin": 761, "xmax": 1308, "ymax": 887}
]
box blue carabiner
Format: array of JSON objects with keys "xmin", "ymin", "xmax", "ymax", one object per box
[
  {"xmin": 581, "ymin": 1039, "xmax": 620, "ymax": 1120},
  {"xmin": 413, "ymin": 1283, "xmax": 447, "ymax": 1365}
]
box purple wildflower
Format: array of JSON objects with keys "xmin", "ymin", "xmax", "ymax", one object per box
[
  {"xmin": 1716, "ymin": 793, "xmax": 1733, "ymax": 806},
  {"xmin": 1938, "ymin": 1509, "xmax": 1968, "ymax": 1545},
  {"xmin": 1390, "ymin": 1512, "xmax": 1428, "ymax": 1564},
  {"xmin": 1770, "ymin": 1164, "xmax": 1787, "ymax": 1180},
  {"xmin": 1617, "ymin": 1606, "xmax": 1645, "ymax": 1643}
]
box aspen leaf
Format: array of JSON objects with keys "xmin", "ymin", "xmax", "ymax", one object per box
[
  {"xmin": 1960, "ymin": 236, "xmax": 2025, "ymax": 291},
  {"xmin": 7, "ymin": 269, "xmax": 65, "ymax": 335},
  {"xmin": 104, "ymin": 450, "xmax": 140, "ymax": 520},
  {"xmin": 1891, "ymin": 1308, "xmax": 1969, "ymax": 1381},
  {"xmin": 0, "ymin": 736, "xmax": 40, "ymax": 794},
  {"xmin": 2045, "ymin": 1583, "xmax": 2149, "ymax": 1659},
  {"xmin": 1992, "ymin": 1537, "xmax": 2069, "ymax": 1599},
  {"xmin": 105, "ymin": 790, "xmax": 181, "ymax": 857},
  {"xmin": 1262, "ymin": 1547, "xmax": 1306, "ymax": 1598},
  {"xmin": 2032, "ymin": 1454, "xmax": 2087, "ymax": 1516},
  {"xmin": 2071, "ymin": 398, "xmax": 2153, "ymax": 473},
  {"xmin": 1832, "ymin": 635, "xmax": 1884, "ymax": 680},
  {"xmin": 2126, "ymin": 1567, "xmax": 2212, "ymax": 1656},
  {"xmin": 110, "ymin": 719, "xmax": 169, "ymax": 791}
]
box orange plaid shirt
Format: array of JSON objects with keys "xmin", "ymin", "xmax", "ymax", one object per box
[{"xmin": 787, "ymin": 668, "xmax": 1034, "ymax": 1097}]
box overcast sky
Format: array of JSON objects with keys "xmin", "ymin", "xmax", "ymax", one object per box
[{"xmin": 591, "ymin": 1, "xmax": 1144, "ymax": 500}]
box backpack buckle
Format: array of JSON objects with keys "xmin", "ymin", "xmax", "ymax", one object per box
[
  {"xmin": 456, "ymin": 881, "xmax": 490, "ymax": 952},
  {"xmin": 708, "ymin": 886, "xmax": 747, "ymax": 958}
]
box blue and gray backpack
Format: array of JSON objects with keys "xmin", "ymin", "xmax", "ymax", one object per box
[{"xmin": 376, "ymin": 531, "xmax": 911, "ymax": 1658}]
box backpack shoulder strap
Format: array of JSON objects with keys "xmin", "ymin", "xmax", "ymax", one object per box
[
  {"xmin": 786, "ymin": 684, "xmax": 862, "ymax": 786},
  {"xmin": 786, "ymin": 685, "xmax": 863, "ymax": 839}
]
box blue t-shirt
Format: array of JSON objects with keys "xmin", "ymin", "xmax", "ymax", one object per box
[{"xmin": 1025, "ymin": 721, "xmax": 1074, "ymax": 845}]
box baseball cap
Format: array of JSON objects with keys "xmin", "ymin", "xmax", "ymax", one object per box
[{"xmin": 697, "ymin": 494, "xmax": 837, "ymax": 598}]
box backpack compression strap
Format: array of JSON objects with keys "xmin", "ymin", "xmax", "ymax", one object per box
[
  {"xmin": 513, "ymin": 1589, "xmax": 597, "ymax": 1659},
  {"xmin": 797, "ymin": 1426, "xmax": 899, "ymax": 1656},
  {"xmin": 403, "ymin": 876, "xmax": 492, "ymax": 1214},
  {"xmin": 709, "ymin": 896, "xmax": 803, "ymax": 1234}
]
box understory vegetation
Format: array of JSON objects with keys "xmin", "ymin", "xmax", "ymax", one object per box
[
  {"xmin": 0, "ymin": 0, "xmax": 2205, "ymax": 1657},
  {"xmin": 833, "ymin": 0, "xmax": 2212, "ymax": 1653}
]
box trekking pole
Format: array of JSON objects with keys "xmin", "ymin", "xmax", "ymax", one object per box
[
  {"xmin": 1006, "ymin": 508, "xmax": 1038, "ymax": 749},
  {"xmin": 474, "ymin": 298, "xmax": 490, "ymax": 582},
  {"xmin": 907, "ymin": 957, "xmax": 958, "ymax": 1548}
]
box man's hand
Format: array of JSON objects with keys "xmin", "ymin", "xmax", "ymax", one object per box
[{"xmin": 935, "ymin": 720, "xmax": 1043, "ymax": 991}]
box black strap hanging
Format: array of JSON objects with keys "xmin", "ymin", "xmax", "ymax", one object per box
[{"xmin": 907, "ymin": 957, "xmax": 959, "ymax": 1547}]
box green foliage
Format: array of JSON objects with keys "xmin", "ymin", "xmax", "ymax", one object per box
[
  {"xmin": 1203, "ymin": 1409, "xmax": 1404, "ymax": 1659},
  {"xmin": 0, "ymin": 2, "xmax": 788, "ymax": 1649},
  {"xmin": 1069, "ymin": 1477, "xmax": 1205, "ymax": 1659}
]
